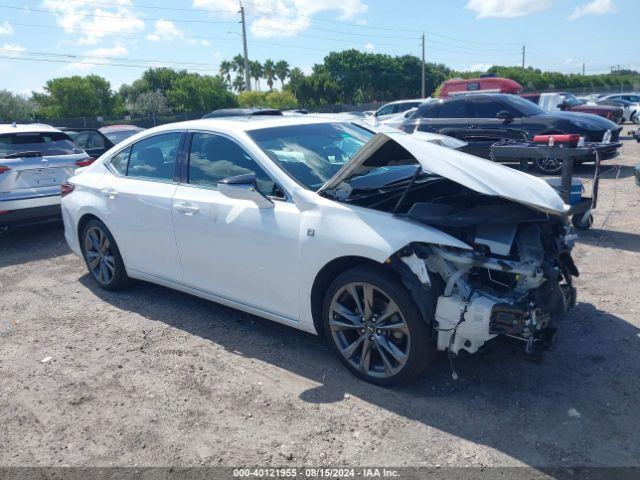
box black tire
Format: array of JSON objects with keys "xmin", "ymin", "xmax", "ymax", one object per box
[
  {"xmin": 572, "ymin": 212, "xmax": 594, "ymax": 230},
  {"xmin": 322, "ymin": 264, "xmax": 435, "ymax": 386},
  {"xmin": 81, "ymin": 219, "xmax": 132, "ymax": 291}
]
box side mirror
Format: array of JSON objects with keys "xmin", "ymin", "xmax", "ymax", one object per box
[
  {"xmin": 218, "ymin": 173, "xmax": 273, "ymax": 209},
  {"xmin": 558, "ymin": 102, "xmax": 569, "ymax": 111},
  {"xmin": 496, "ymin": 110, "xmax": 513, "ymax": 123}
]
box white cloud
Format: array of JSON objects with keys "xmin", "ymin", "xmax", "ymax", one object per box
[
  {"xmin": 364, "ymin": 42, "xmax": 374, "ymax": 50},
  {"xmin": 64, "ymin": 44, "xmax": 128, "ymax": 72},
  {"xmin": 187, "ymin": 38, "xmax": 212, "ymax": 46},
  {"xmin": 463, "ymin": 62, "xmax": 494, "ymax": 72},
  {"xmin": 146, "ymin": 19, "xmax": 184, "ymax": 42},
  {"xmin": 40, "ymin": 0, "xmax": 145, "ymax": 45},
  {"xmin": 193, "ymin": 0, "xmax": 368, "ymax": 38},
  {"xmin": 466, "ymin": 0, "xmax": 552, "ymax": 18},
  {"xmin": 0, "ymin": 21, "xmax": 13, "ymax": 35},
  {"xmin": 0, "ymin": 43, "xmax": 27, "ymax": 58},
  {"xmin": 569, "ymin": 0, "xmax": 616, "ymax": 20}
]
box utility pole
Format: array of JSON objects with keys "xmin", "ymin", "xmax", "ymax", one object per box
[
  {"xmin": 582, "ymin": 62, "xmax": 585, "ymax": 75},
  {"xmin": 239, "ymin": 2, "xmax": 251, "ymax": 92},
  {"xmin": 421, "ymin": 33, "xmax": 425, "ymax": 98},
  {"xmin": 522, "ymin": 44, "xmax": 525, "ymax": 69}
]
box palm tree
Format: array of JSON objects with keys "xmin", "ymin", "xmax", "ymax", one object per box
[
  {"xmin": 250, "ymin": 60, "xmax": 263, "ymax": 90},
  {"xmin": 232, "ymin": 74, "xmax": 245, "ymax": 93},
  {"xmin": 232, "ymin": 54, "xmax": 245, "ymax": 76},
  {"xmin": 275, "ymin": 60, "xmax": 290, "ymax": 89},
  {"xmin": 219, "ymin": 60, "xmax": 233, "ymax": 86},
  {"xmin": 263, "ymin": 59, "xmax": 276, "ymax": 91}
]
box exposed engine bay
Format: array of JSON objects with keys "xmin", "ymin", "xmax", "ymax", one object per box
[{"xmin": 323, "ymin": 160, "xmax": 579, "ymax": 360}]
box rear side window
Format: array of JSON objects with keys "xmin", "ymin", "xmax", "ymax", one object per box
[
  {"xmin": 75, "ymin": 131, "xmax": 107, "ymax": 150},
  {"xmin": 0, "ymin": 132, "xmax": 82, "ymax": 158},
  {"xmin": 127, "ymin": 132, "xmax": 182, "ymax": 181},
  {"xmin": 188, "ymin": 132, "xmax": 278, "ymax": 197},
  {"xmin": 438, "ymin": 100, "xmax": 468, "ymax": 118}
]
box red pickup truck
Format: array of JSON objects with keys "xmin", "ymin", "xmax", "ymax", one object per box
[{"xmin": 522, "ymin": 92, "xmax": 624, "ymax": 124}]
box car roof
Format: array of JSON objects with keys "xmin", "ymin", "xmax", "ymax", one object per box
[
  {"xmin": 139, "ymin": 116, "xmax": 356, "ymax": 135},
  {"xmin": 0, "ymin": 123, "xmax": 64, "ymax": 135},
  {"xmin": 99, "ymin": 125, "xmax": 144, "ymax": 131}
]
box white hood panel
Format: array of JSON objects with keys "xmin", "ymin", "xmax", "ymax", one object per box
[{"xmin": 320, "ymin": 132, "xmax": 567, "ymax": 215}]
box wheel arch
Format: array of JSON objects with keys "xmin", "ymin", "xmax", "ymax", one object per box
[{"xmin": 77, "ymin": 212, "xmax": 106, "ymax": 253}]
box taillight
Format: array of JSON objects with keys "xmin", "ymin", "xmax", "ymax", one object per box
[
  {"xmin": 75, "ymin": 157, "xmax": 96, "ymax": 167},
  {"xmin": 0, "ymin": 165, "xmax": 10, "ymax": 174},
  {"xmin": 61, "ymin": 182, "xmax": 75, "ymax": 198}
]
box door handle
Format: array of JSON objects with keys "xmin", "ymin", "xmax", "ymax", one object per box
[
  {"xmin": 100, "ymin": 188, "xmax": 118, "ymax": 199},
  {"xmin": 174, "ymin": 202, "xmax": 199, "ymax": 216}
]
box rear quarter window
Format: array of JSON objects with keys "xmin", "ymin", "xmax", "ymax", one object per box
[{"xmin": 0, "ymin": 132, "xmax": 82, "ymax": 157}]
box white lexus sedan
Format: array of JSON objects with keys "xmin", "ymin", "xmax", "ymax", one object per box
[{"xmin": 61, "ymin": 117, "xmax": 578, "ymax": 386}]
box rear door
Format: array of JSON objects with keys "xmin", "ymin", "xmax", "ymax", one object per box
[
  {"xmin": 94, "ymin": 131, "xmax": 184, "ymax": 281},
  {"xmin": 0, "ymin": 131, "xmax": 87, "ymax": 205},
  {"xmin": 464, "ymin": 96, "xmax": 526, "ymax": 158},
  {"xmin": 415, "ymin": 98, "xmax": 470, "ymax": 140}
]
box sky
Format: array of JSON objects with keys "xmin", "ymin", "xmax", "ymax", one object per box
[{"xmin": 0, "ymin": 0, "xmax": 636, "ymax": 95}]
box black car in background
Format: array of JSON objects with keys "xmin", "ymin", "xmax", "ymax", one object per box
[
  {"xmin": 401, "ymin": 93, "xmax": 622, "ymax": 173},
  {"xmin": 61, "ymin": 128, "xmax": 114, "ymax": 158}
]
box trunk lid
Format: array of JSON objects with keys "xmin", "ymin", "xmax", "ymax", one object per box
[{"xmin": 318, "ymin": 131, "xmax": 567, "ymax": 215}]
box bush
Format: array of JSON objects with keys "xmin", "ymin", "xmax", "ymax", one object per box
[{"xmin": 237, "ymin": 90, "xmax": 298, "ymax": 110}]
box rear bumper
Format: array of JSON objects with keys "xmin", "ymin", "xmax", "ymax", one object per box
[{"xmin": 0, "ymin": 204, "xmax": 61, "ymax": 226}]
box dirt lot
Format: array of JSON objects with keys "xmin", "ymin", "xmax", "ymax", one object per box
[{"xmin": 1, "ymin": 136, "xmax": 639, "ymax": 469}]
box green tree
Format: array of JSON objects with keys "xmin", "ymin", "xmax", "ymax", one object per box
[
  {"xmin": 127, "ymin": 90, "xmax": 171, "ymax": 115},
  {"xmin": 263, "ymin": 59, "xmax": 276, "ymax": 91},
  {"xmin": 275, "ymin": 60, "xmax": 290, "ymax": 88},
  {"xmin": 167, "ymin": 74, "xmax": 237, "ymax": 111},
  {"xmin": 32, "ymin": 75, "xmax": 116, "ymax": 118},
  {"xmin": 0, "ymin": 90, "xmax": 36, "ymax": 121},
  {"xmin": 250, "ymin": 60, "xmax": 263, "ymax": 90},
  {"xmin": 219, "ymin": 60, "xmax": 233, "ymax": 86}
]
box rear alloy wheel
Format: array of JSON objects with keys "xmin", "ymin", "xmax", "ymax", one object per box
[
  {"xmin": 533, "ymin": 156, "xmax": 563, "ymax": 174},
  {"xmin": 82, "ymin": 219, "xmax": 131, "ymax": 291},
  {"xmin": 323, "ymin": 265, "xmax": 434, "ymax": 386}
]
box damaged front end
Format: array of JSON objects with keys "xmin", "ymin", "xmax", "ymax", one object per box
[
  {"xmin": 399, "ymin": 218, "xmax": 578, "ymax": 359},
  {"xmin": 320, "ymin": 131, "xmax": 580, "ymax": 361}
]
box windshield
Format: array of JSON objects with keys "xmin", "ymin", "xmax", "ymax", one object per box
[
  {"xmin": 102, "ymin": 129, "xmax": 141, "ymax": 144},
  {"xmin": 248, "ymin": 122, "xmax": 375, "ymax": 190},
  {"xmin": 0, "ymin": 132, "xmax": 82, "ymax": 158},
  {"xmin": 505, "ymin": 95, "xmax": 546, "ymax": 116}
]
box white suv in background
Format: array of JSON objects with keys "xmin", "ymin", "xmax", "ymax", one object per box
[
  {"xmin": 373, "ymin": 99, "xmax": 431, "ymax": 119},
  {"xmin": 0, "ymin": 124, "xmax": 93, "ymax": 228}
]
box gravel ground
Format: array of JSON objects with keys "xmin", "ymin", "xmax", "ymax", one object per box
[{"xmin": 1, "ymin": 136, "xmax": 639, "ymax": 469}]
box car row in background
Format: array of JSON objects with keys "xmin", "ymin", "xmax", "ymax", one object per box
[
  {"xmin": 62, "ymin": 125, "xmax": 144, "ymax": 157},
  {"xmin": 1, "ymin": 123, "xmax": 144, "ymax": 229},
  {"xmin": 0, "ymin": 124, "xmax": 95, "ymax": 228},
  {"xmin": 399, "ymin": 93, "xmax": 621, "ymax": 173},
  {"xmin": 522, "ymin": 92, "xmax": 624, "ymax": 124}
]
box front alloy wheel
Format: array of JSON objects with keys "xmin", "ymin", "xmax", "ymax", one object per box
[
  {"xmin": 329, "ymin": 282, "xmax": 410, "ymax": 378},
  {"xmin": 323, "ymin": 265, "xmax": 434, "ymax": 386}
]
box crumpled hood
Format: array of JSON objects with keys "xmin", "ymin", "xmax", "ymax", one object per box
[{"xmin": 318, "ymin": 131, "xmax": 568, "ymax": 215}]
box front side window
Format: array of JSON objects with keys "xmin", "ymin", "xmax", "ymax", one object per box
[
  {"xmin": 248, "ymin": 122, "xmax": 374, "ymax": 190},
  {"xmin": 188, "ymin": 133, "xmax": 278, "ymax": 197},
  {"xmin": 469, "ymin": 97, "xmax": 505, "ymax": 118},
  {"xmin": 127, "ymin": 132, "xmax": 182, "ymax": 181},
  {"xmin": 0, "ymin": 132, "xmax": 82, "ymax": 158},
  {"xmin": 75, "ymin": 131, "xmax": 107, "ymax": 150},
  {"xmin": 109, "ymin": 147, "xmax": 130, "ymax": 175}
]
